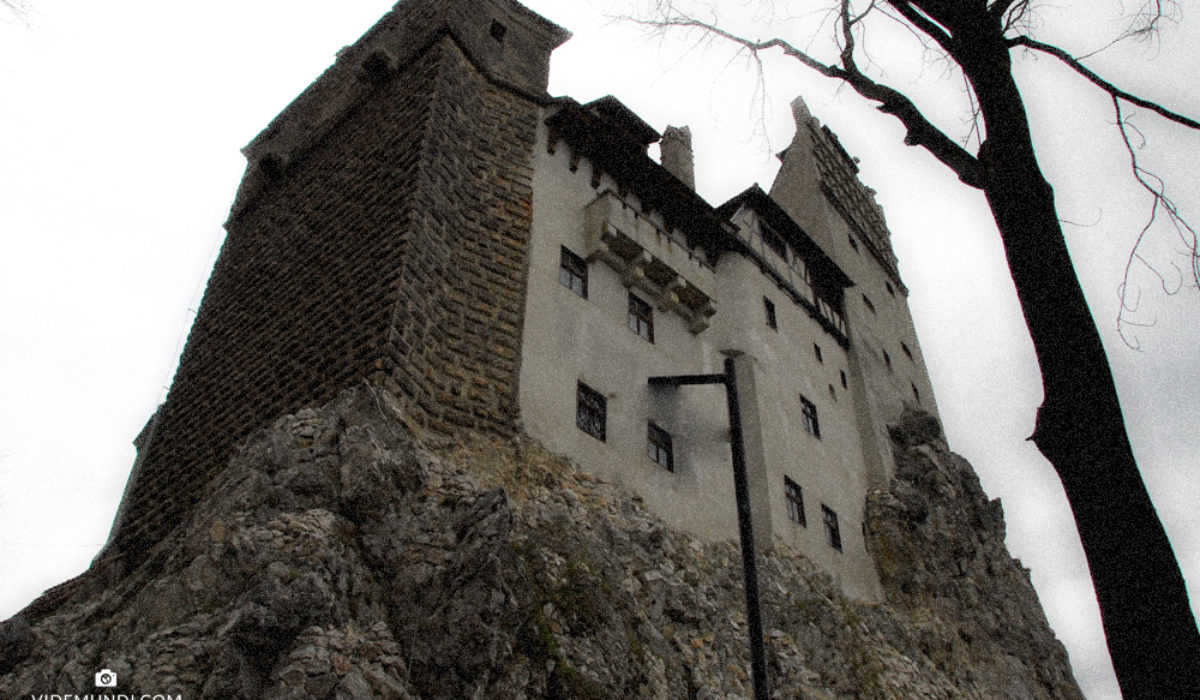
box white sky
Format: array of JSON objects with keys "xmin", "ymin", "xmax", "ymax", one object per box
[{"xmin": 1, "ymin": 2, "xmax": 1196, "ymax": 699}]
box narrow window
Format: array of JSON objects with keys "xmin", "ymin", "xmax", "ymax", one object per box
[
  {"xmin": 862, "ymin": 294, "xmax": 876, "ymax": 314},
  {"xmin": 764, "ymin": 297, "xmax": 777, "ymax": 330},
  {"xmin": 559, "ymin": 246, "xmax": 587, "ymax": 298},
  {"xmin": 839, "ymin": 370, "xmax": 847, "ymax": 389},
  {"xmin": 762, "ymin": 224, "xmax": 787, "ymax": 259},
  {"xmin": 489, "ymin": 20, "xmax": 507, "ymax": 41},
  {"xmin": 883, "ymin": 350, "xmax": 893, "ymax": 373},
  {"xmin": 822, "ymin": 505, "xmax": 842, "ymax": 551},
  {"xmin": 901, "ymin": 342, "xmax": 913, "ymax": 361},
  {"xmin": 800, "ymin": 396, "xmax": 820, "ymax": 438},
  {"xmin": 813, "ymin": 343, "xmax": 823, "ymax": 363},
  {"xmin": 628, "ymin": 293, "xmax": 654, "ymax": 342},
  {"xmin": 912, "ymin": 382, "xmax": 921, "ymax": 403},
  {"xmin": 886, "ymin": 281, "xmax": 896, "ymax": 297},
  {"xmin": 847, "ymin": 234, "xmax": 859, "ymax": 253},
  {"xmin": 785, "ymin": 477, "xmax": 806, "ymax": 526},
  {"xmin": 576, "ymin": 382, "xmax": 606, "ymax": 441},
  {"xmin": 828, "ymin": 384, "xmax": 836, "ymax": 401},
  {"xmin": 647, "ymin": 422, "xmax": 674, "ymax": 471}
]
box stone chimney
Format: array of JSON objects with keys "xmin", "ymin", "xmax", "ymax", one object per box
[{"xmin": 660, "ymin": 125, "xmax": 695, "ymax": 189}]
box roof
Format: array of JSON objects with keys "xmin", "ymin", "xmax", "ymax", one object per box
[
  {"xmin": 545, "ymin": 97, "xmax": 733, "ymax": 253},
  {"xmin": 717, "ymin": 185, "xmax": 854, "ymax": 289}
]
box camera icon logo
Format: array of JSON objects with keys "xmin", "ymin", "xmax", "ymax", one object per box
[{"xmin": 94, "ymin": 669, "xmax": 118, "ymax": 687}]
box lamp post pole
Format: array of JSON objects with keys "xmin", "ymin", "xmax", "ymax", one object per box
[{"xmin": 648, "ymin": 356, "xmax": 769, "ymax": 700}]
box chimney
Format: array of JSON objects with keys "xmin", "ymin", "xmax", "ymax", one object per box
[{"xmin": 660, "ymin": 125, "xmax": 695, "ymax": 189}]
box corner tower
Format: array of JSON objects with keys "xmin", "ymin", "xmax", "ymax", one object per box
[{"xmin": 104, "ymin": 0, "xmax": 570, "ymax": 566}]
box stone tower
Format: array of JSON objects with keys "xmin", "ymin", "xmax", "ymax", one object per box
[{"xmin": 103, "ymin": 0, "xmax": 570, "ymax": 567}]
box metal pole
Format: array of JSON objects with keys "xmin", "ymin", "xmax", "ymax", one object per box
[
  {"xmin": 723, "ymin": 356, "xmax": 770, "ymax": 700},
  {"xmin": 647, "ymin": 359, "xmax": 770, "ymax": 699}
]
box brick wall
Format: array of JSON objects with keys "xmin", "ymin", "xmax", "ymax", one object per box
[{"xmin": 107, "ymin": 26, "xmax": 547, "ymax": 566}]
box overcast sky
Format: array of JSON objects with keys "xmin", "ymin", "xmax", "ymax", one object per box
[{"xmin": 1, "ymin": 2, "xmax": 1196, "ymax": 698}]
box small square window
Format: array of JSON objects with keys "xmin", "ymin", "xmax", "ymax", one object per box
[
  {"xmin": 628, "ymin": 293, "xmax": 654, "ymax": 342},
  {"xmin": 576, "ymin": 382, "xmax": 606, "ymax": 441},
  {"xmin": 813, "ymin": 343, "xmax": 823, "ymax": 364},
  {"xmin": 785, "ymin": 477, "xmax": 806, "ymax": 526},
  {"xmin": 840, "ymin": 370, "xmax": 847, "ymax": 389},
  {"xmin": 822, "ymin": 505, "xmax": 842, "ymax": 551},
  {"xmin": 559, "ymin": 246, "xmax": 587, "ymax": 298},
  {"xmin": 862, "ymin": 294, "xmax": 876, "ymax": 314},
  {"xmin": 764, "ymin": 297, "xmax": 777, "ymax": 330},
  {"xmin": 490, "ymin": 20, "xmax": 507, "ymax": 41},
  {"xmin": 900, "ymin": 342, "xmax": 913, "ymax": 361},
  {"xmin": 800, "ymin": 395, "xmax": 820, "ymax": 438},
  {"xmin": 647, "ymin": 422, "xmax": 674, "ymax": 471},
  {"xmin": 848, "ymin": 234, "xmax": 859, "ymax": 253}
]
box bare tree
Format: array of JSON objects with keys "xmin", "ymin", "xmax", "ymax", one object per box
[{"xmin": 636, "ymin": 1, "xmax": 1199, "ymax": 697}]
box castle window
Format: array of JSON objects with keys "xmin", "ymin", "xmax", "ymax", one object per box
[
  {"xmin": 901, "ymin": 342, "xmax": 913, "ymax": 361},
  {"xmin": 912, "ymin": 382, "xmax": 921, "ymax": 403},
  {"xmin": 576, "ymin": 382, "xmax": 606, "ymax": 441},
  {"xmin": 489, "ymin": 20, "xmax": 507, "ymax": 42},
  {"xmin": 559, "ymin": 246, "xmax": 587, "ymax": 298},
  {"xmin": 883, "ymin": 350, "xmax": 893, "ymax": 372},
  {"xmin": 785, "ymin": 477, "xmax": 806, "ymax": 526},
  {"xmin": 862, "ymin": 294, "xmax": 876, "ymax": 314},
  {"xmin": 647, "ymin": 423, "xmax": 674, "ymax": 471},
  {"xmin": 822, "ymin": 505, "xmax": 842, "ymax": 551},
  {"xmin": 764, "ymin": 297, "xmax": 777, "ymax": 330},
  {"xmin": 800, "ymin": 396, "xmax": 820, "ymax": 438},
  {"xmin": 813, "ymin": 343, "xmax": 823, "ymax": 363},
  {"xmin": 848, "ymin": 234, "xmax": 859, "ymax": 253},
  {"xmin": 840, "ymin": 370, "xmax": 847, "ymax": 389},
  {"xmin": 886, "ymin": 281, "xmax": 896, "ymax": 297},
  {"xmin": 829, "ymin": 384, "xmax": 836, "ymax": 401},
  {"xmin": 628, "ymin": 293, "xmax": 654, "ymax": 342},
  {"xmin": 762, "ymin": 224, "xmax": 787, "ymax": 260}
]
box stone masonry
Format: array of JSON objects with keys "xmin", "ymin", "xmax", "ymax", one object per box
[{"xmin": 103, "ymin": 0, "xmax": 570, "ymax": 569}]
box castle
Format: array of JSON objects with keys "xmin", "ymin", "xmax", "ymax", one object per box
[{"xmin": 105, "ymin": 0, "xmax": 938, "ymax": 603}]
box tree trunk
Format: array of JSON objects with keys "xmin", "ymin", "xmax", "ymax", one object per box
[{"xmin": 960, "ymin": 31, "xmax": 1200, "ymax": 699}]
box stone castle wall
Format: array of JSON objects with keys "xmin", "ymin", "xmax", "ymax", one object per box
[{"xmin": 105, "ymin": 3, "xmax": 558, "ymax": 566}]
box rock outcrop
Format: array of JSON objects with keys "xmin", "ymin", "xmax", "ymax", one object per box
[{"xmin": 0, "ymin": 388, "xmax": 1081, "ymax": 698}]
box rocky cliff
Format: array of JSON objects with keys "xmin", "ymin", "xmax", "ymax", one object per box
[{"xmin": 0, "ymin": 387, "xmax": 1081, "ymax": 698}]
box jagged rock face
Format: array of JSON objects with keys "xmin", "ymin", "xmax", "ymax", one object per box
[{"xmin": 0, "ymin": 390, "xmax": 1081, "ymax": 698}]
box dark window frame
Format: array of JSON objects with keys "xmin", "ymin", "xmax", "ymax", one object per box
[
  {"xmin": 647, "ymin": 422, "xmax": 674, "ymax": 472},
  {"xmin": 822, "ymin": 505, "xmax": 842, "ymax": 551},
  {"xmin": 576, "ymin": 382, "xmax": 606, "ymax": 441},
  {"xmin": 764, "ymin": 297, "xmax": 777, "ymax": 330},
  {"xmin": 559, "ymin": 246, "xmax": 588, "ymax": 298},
  {"xmin": 785, "ymin": 477, "xmax": 806, "ymax": 526},
  {"xmin": 800, "ymin": 395, "xmax": 820, "ymax": 438},
  {"xmin": 628, "ymin": 293, "xmax": 654, "ymax": 342},
  {"xmin": 762, "ymin": 223, "xmax": 787, "ymax": 259}
]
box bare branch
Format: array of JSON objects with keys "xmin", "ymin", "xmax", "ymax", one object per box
[
  {"xmin": 888, "ymin": 1, "xmax": 956, "ymax": 50},
  {"xmin": 637, "ymin": 5, "xmax": 984, "ymax": 187},
  {"xmin": 1113, "ymin": 96, "xmax": 1200, "ymax": 347},
  {"xmin": 1008, "ymin": 35, "xmax": 1200, "ymax": 131}
]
